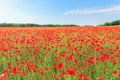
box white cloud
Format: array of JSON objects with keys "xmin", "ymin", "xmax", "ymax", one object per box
[{"xmin": 65, "ymin": 5, "xmax": 120, "ymax": 15}]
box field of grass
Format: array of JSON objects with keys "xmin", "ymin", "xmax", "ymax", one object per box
[{"xmin": 0, "ymin": 27, "xmax": 120, "ymax": 80}]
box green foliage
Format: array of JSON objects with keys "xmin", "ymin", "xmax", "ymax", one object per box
[
  {"xmin": 103, "ymin": 22, "xmax": 111, "ymax": 26},
  {"xmin": 111, "ymin": 20, "xmax": 120, "ymax": 25},
  {"xmin": 101, "ymin": 20, "xmax": 120, "ymax": 26},
  {"xmin": 0, "ymin": 23, "xmax": 78, "ymax": 27}
]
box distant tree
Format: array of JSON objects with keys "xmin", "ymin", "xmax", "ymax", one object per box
[
  {"xmin": 103, "ymin": 22, "xmax": 111, "ymax": 26},
  {"xmin": 111, "ymin": 20, "xmax": 120, "ymax": 25},
  {"xmin": 101, "ymin": 20, "xmax": 120, "ymax": 26}
]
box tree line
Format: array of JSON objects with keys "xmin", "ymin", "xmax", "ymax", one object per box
[
  {"xmin": 0, "ymin": 23, "xmax": 78, "ymax": 27},
  {"xmin": 100, "ymin": 20, "xmax": 120, "ymax": 26},
  {"xmin": 1, "ymin": 20, "xmax": 120, "ymax": 27}
]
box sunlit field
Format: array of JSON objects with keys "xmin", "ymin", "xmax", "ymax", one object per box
[{"xmin": 0, "ymin": 26, "xmax": 120, "ymax": 80}]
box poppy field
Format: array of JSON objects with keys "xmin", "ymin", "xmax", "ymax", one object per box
[{"xmin": 0, "ymin": 27, "xmax": 120, "ymax": 80}]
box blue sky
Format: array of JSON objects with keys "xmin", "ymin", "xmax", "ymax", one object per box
[{"xmin": 0, "ymin": 0, "xmax": 120, "ymax": 25}]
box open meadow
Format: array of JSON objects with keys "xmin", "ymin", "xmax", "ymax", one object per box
[{"xmin": 0, "ymin": 26, "xmax": 120, "ymax": 80}]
